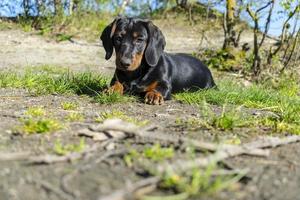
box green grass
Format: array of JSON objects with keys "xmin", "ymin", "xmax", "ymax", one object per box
[
  {"xmin": 25, "ymin": 106, "xmax": 46, "ymax": 117},
  {"xmin": 18, "ymin": 118, "xmax": 62, "ymax": 134},
  {"xmin": 16, "ymin": 106, "xmax": 63, "ymax": 134},
  {"xmin": 175, "ymin": 78, "xmax": 300, "ymax": 134},
  {"xmin": 56, "ymin": 12, "xmax": 110, "ymax": 41},
  {"xmin": 65, "ymin": 112, "xmax": 85, "ymax": 122},
  {"xmin": 53, "ymin": 138, "xmax": 85, "ymax": 155},
  {"xmin": 175, "ymin": 102, "xmax": 255, "ymax": 131},
  {"xmin": 154, "ymin": 165, "xmax": 243, "ymax": 200},
  {"xmin": 175, "ymin": 79, "xmax": 300, "ymax": 125},
  {"xmin": 55, "ymin": 33, "xmax": 74, "ymax": 42},
  {"xmin": 0, "ymin": 67, "xmax": 107, "ymax": 95},
  {"xmin": 96, "ymin": 110, "xmax": 148, "ymax": 126},
  {"xmin": 17, "ymin": 12, "xmax": 110, "ymax": 42},
  {"xmin": 0, "ymin": 20, "xmax": 15, "ymax": 30},
  {"xmin": 0, "ymin": 67, "xmax": 134, "ymax": 104},
  {"xmin": 124, "ymin": 144, "xmax": 243, "ymax": 200},
  {"xmin": 124, "ymin": 143, "xmax": 175, "ymax": 167},
  {"xmin": 61, "ymin": 102, "xmax": 78, "ymax": 110}
]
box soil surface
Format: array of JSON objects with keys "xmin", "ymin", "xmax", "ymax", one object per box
[{"xmin": 0, "ymin": 23, "xmax": 299, "ymax": 200}]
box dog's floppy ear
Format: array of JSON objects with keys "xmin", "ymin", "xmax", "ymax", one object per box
[
  {"xmin": 144, "ymin": 21, "xmax": 166, "ymax": 67},
  {"xmin": 100, "ymin": 18, "xmax": 120, "ymax": 60}
]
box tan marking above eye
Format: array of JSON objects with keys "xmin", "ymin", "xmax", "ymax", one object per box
[
  {"xmin": 115, "ymin": 31, "xmax": 126, "ymax": 36},
  {"xmin": 133, "ymin": 32, "xmax": 139, "ymax": 38}
]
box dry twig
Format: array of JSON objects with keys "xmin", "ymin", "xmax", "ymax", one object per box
[
  {"xmin": 88, "ymin": 119, "xmax": 269, "ymax": 157},
  {"xmin": 0, "ymin": 152, "xmax": 31, "ymax": 161},
  {"xmin": 96, "ymin": 120, "xmax": 300, "ymax": 200},
  {"xmin": 28, "ymin": 177, "xmax": 73, "ymax": 200},
  {"xmin": 98, "ymin": 177, "xmax": 160, "ymax": 200},
  {"xmin": 61, "ymin": 148, "xmax": 129, "ymax": 198},
  {"xmin": 28, "ymin": 139, "xmax": 113, "ymax": 164}
]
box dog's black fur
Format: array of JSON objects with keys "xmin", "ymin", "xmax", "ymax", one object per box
[{"xmin": 100, "ymin": 17, "xmax": 216, "ymax": 105}]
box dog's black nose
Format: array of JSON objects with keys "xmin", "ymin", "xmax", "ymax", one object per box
[{"xmin": 120, "ymin": 58, "xmax": 131, "ymax": 68}]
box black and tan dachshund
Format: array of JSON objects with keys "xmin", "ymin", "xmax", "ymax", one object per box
[{"xmin": 100, "ymin": 17, "xmax": 216, "ymax": 105}]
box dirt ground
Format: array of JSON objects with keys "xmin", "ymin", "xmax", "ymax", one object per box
[
  {"xmin": 0, "ymin": 22, "xmax": 204, "ymax": 73},
  {"xmin": 0, "ymin": 23, "xmax": 300, "ymax": 200}
]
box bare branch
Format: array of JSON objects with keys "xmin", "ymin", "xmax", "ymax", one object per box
[
  {"xmin": 258, "ymin": 0, "xmax": 275, "ymax": 49},
  {"xmin": 96, "ymin": 120, "xmax": 300, "ymax": 200},
  {"xmin": 89, "ymin": 119, "xmax": 269, "ymax": 157},
  {"xmin": 0, "ymin": 152, "xmax": 31, "ymax": 161}
]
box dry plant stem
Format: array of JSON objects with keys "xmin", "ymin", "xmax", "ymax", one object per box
[
  {"xmin": 282, "ymin": 28, "xmax": 300, "ymax": 70},
  {"xmin": 269, "ymin": 4, "xmax": 300, "ymax": 64},
  {"xmin": 211, "ymin": 168, "xmax": 249, "ymax": 176},
  {"xmin": 61, "ymin": 148, "xmax": 128, "ymax": 198},
  {"xmin": 92, "ymin": 119, "xmax": 269, "ymax": 157},
  {"xmin": 99, "ymin": 135, "xmax": 300, "ymax": 200},
  {"xmin": 93, "ymin": 120, "xmax": 300, "ymax": 200},
  {"xmin": 156, "ymin": 135, "xmax": 300, "ymax": 174},
  {"xmin": 28, "ymin": 139, "xmax": 114, "ymax": 164},
  {"xmin": 0, "ymin": 152, "xmax": 31, "ymax": 161},
  {"xmin": 98, "ymin": 177, "xmax": 160, "ymax": 200},
  {"xmin": 28, "ymin": 178, "xmax": 73, "ymax": 200},
  {"xmin": 246, "ymin": 1, "xmax": 275, "ymax": 75},
  {"xmin": 244, "ymin": 135, "xmax": 300, "ymax": 149}
]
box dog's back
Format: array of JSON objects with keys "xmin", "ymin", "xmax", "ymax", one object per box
[{"xmin": 163, "ymin": 53, "xmax": 216, "ymax": 93}]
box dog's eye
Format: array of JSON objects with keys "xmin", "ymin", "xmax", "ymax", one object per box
[{"xmin": 136, "ymin": 38, "xmax": 144, "ymax": 43}]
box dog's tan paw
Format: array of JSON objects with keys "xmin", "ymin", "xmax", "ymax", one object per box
[{"xmin": 145, "ymin": 91, "xmax": 164, "ymax": 105}]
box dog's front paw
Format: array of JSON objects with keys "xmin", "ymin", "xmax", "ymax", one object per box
[
  {"xmin": 105, "ymin": 81, "xmax": 124, "ymax": 95},
  {"xmin": 145, "ymin": 91, "xmax": 164, "ymax": 105}
]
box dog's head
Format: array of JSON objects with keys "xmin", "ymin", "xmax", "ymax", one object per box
[{"xmin": 100, "ymin": 17, "xmax": 166, "ymax": 71}]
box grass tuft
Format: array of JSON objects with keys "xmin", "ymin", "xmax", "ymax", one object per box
[
  {"xmin": 96, "ymin": 110, "xmax": 148, "ymax": 126},
  {"xmin": 18, "ymin": 118, "xmax": 62, "ymax": 134},
  {"xmin": 25, "ymin": 106, "xmax": 46, "ymax": 117},
  {"xmin": 53, "ymin": 138, "xmax": 85, "ymax": 156},
  {"xmin": 0, "ymin": 67, "xmax": 135, "ymax": 104},
  {"xmin": 124, "ymin": 144, "xmax": 174, "ymax": 167},
  {"xmin": 175, "ymin": 104, "xmax": 253, "ymax": 131},
  {"xmin": 175, "ymin": 79, "xmax": 300, "ymax": 125},
  {"xmin": 61, "ymin": 102, "xmax": 78, "ymax": 110},
  {"xmin": 65, "ymin": 113, "xmax": 85, "ymax": 122},
  {"xmin": 0, "ymin": 67, "xmax": 107, "ymax": 95}
]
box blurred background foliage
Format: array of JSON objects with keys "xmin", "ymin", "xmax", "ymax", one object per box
[{"xmin": 0, "ymin": 0, "xmax": 299, "ymax": 83}]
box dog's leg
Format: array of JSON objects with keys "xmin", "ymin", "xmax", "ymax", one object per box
[
  {"xmin": 106, "ymin": 81, "xmax": 124, "ymax": 95},
  {"xmin": 105, "ymin": 74, "xmax": 124, "ymax": 95}
]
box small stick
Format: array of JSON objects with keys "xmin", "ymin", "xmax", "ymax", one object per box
[
  {"xmin": 98, "ymin": 177, "xmax": 160, "ymax": 200},
  {"xmin": 28, "ymin": 178, "xmax": 73, "ymax": 200},
  {"xmin": 28, "ymin": 140, "xmax": 114, "ymax": 164},
  {"xmin": 61, "ymin": 148, "xmax": 128, "ymax": 198},
  {"xmin": 156, "ymin": 135, "xmax": 300, "ymax": 174},
  {"xmin": 91, "ymin": 119, "xmax": 269, "ymax": 157},
  {"xmin": 0, "ymin": 152, "xmax": 31, "ymax": 161},
  {"xmin": 97, "ymin": 121, "xmax": 300, "ymax": 200}
]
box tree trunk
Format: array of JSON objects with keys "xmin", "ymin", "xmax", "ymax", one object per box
[
  {"xmin": 70, "ymin": 0, "xmax": 81, "ymax": 15},
  {"xmin": 176, "ymin": 0, "xmax": 188, "ymax": 9},
  {"xmin": 69, "ymin": 0, "xmax": 73, "ymax": 15},
  {"xmin": 223, "ymin": 0, "xmax": 240, "ymax": 49},
  {"xmin": 54, "ymin": 0, "xmax": 62, "ymax": 16},
  {"xmin": 118, "ymin": 0, "xmax": 133, "ymax": 15},
  {"xmin": 23, "ymin": 0, "xmax": 30, "ymax": 17}
]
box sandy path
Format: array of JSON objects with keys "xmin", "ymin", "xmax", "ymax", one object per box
[{"xmin": 0, "ymin": 26, "xmax": 204, "ymax": 75}]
